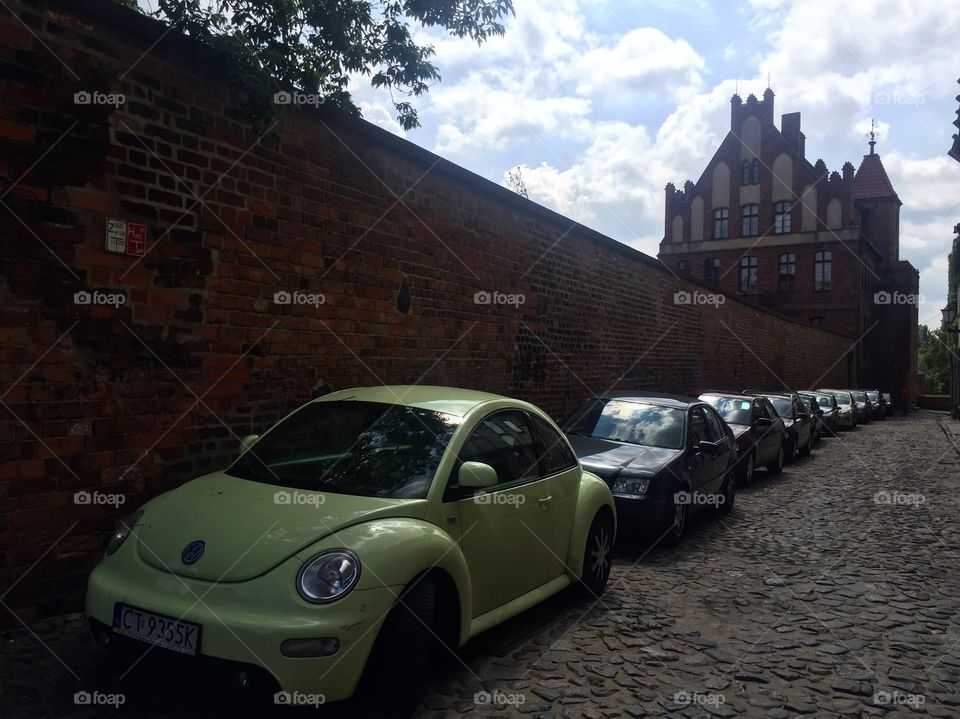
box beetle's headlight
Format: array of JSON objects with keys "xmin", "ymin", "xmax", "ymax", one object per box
[
  {"xmin": 611, "ymin": 476, "xmax": 650, "ymax": 497},
  {"xmin": 106, "ymin": 509, "xmax": 143, "ymax": 556},
  {"xmin": 297, "ymin": 550, "xmax": 361, "ymax": 604}
]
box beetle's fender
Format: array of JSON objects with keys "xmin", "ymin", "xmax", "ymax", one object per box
[
  {"xmin": 564, "ymin": 471, "xmax": 616, "ymax": 580},
  {"xmin": 295, "ymin": 518, "xmax": 473, "ymax": 646}
]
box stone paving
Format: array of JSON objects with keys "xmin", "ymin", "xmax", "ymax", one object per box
[{"xmin": 2, "ymin": 411, "xmax": 959, "ymax": 718}]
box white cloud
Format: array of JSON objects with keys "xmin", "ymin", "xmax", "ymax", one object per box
[
  {"xmin": 571, "ymin": 28, "xmax": 705, "ymax": 101},
  {"xmin": 883, "ymin": 154, "xmax": 960, "ymax": 214}
]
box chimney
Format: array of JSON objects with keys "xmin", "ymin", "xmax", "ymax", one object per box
[{"xmin": 781, "ymin": 112, "xmax": 802, "ymax": 156}]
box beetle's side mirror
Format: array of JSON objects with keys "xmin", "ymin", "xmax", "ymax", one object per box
[
  {"xmin": 458, "ymin": 461, "xmax": 499, "ymax": 488},
  {"xmin": 239, "ymin": 434, "xmax": 260, "ymax": 455}
]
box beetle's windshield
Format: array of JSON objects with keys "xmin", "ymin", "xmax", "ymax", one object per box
[{"xmin": 226, "ymin": 401, "xmax": 460, "ymax": 499}]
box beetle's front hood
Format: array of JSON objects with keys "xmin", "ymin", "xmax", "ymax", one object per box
[{"xmin": 135, "ymin": 472, "xmax": 427, "ymax": 582}]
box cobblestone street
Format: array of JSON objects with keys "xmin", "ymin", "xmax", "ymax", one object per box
[{"xmin": 2, "ymin": 411, "xmax": 959, "ymax": 718}]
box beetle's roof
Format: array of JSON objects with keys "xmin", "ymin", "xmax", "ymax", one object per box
[{"xmin": 313, "ymin": 385, "xmax": 509, "ymax": 416}]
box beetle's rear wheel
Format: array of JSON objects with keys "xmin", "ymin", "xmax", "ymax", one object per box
[{"xmin": 579, "ymin": 511, "xmax": 614, "ymax": 596}]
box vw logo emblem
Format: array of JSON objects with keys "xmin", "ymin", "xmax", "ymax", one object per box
[{"xmin": 181, "ymin": 540, "xmax": 205, "ymax": 565}]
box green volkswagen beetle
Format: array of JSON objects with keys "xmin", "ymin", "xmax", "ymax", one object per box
[{"xmin": 86, "ymin": 386, "xmax": 616, "ymax": 707}]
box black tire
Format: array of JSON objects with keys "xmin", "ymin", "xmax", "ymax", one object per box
[
  {"xmin": 718, "ymin": 470, "xmax": 736, "ymax": 514},
  {"xmin": 767, "ymin": 443, "xmax": 784, "ymax": 474},
  {"xmin": 360, "ymin": 576, "xmax": 436, "ymax": 714},
  {"xmin": 799, "ymin": 431, "xmax": 812, "ymax": 457},
  {"xmin": 579, "ymin": 511, "xmax": 614, "ymax": 596},
  {"xmin": 660, "ymin": 489, "xmax": 689, "ymax": 547}
]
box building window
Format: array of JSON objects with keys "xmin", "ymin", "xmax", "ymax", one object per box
[
  {"xmin": 752, "ymin": 159, "xmax": 761, "ymax": 184},
  {"xmin": 810, "ymin": 316, "xmax": 825, "ymax": 328},
  {"xmin": 778, "ymin": 253, "xmax": 796, "ymax": 292},
  {"xmin": 773, "ymin": 201, "xmax": 792, "ymax": 234},
  {"xmin": 814, "ymin": 250, "xmax": 831, "ymax": 291},
  {"xmin": 713, "ymin": 208, "xmax": 729, "ymax": 239},
  {"xmin": 739, "ymin": 256, "xmax": 758, "ymax": 292},
  {"xmin": 741, "ymin": 160, "xmax": 750, "ymax": 185},
  {"xmin": 704, "ymin": 258, "xmax": 720, "ymax": 285},
  {"xmin": 677, "ymin": 259, "xmax": 690, "ymax": 274},
  {"xmin": 741, "ymin": 204, "xmax": 759, "ymax": 236}
]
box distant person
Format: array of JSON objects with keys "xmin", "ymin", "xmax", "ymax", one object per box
[
  {"xmin": 312, "ymin": 381, "xmax": 333, "ymax": 400},
  {"xmin": 900, "ymin": 387, "xmax": 908, "ymax": 417}
]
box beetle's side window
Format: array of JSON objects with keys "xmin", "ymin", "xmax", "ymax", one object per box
[
  {"xmin": 754, "ymin": 401, "xmax": 765, "ymax": 420},
  {"xmin": 528, "ymin": 414, "xmax": 578, "ymax": 476},
  {"xmin": 455, "ymin": 411, "xmax": 541, "ymax": 488}
]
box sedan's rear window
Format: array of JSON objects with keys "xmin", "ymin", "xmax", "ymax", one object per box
[
  {"xmin": 227, "ymin": 401, "xmax": 459, "ymax": 499},
  {"xmin": 563, "ymin": 399, "xmax": 685, "ymax": 449}
]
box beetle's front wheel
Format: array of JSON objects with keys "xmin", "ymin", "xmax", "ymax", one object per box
[{"xmin": 360, "ymin": 576, "xmax": 435, "ymax": 714}]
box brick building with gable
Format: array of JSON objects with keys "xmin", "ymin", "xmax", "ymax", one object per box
[{"xmin": 658, "ymin": 88, "xmax": 919, "ymax": 399}]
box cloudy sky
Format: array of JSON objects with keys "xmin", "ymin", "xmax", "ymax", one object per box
[{"xmin": 348, "ymin": 0, "xmax": 960, "ymax": 329}]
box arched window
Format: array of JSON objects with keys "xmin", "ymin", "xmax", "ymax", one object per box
[
  {"xmin": 814, "ymin": 251, "xmax": 832, "ymax": 291},
  {"xmin": 713, "ymin": 208, "xmax": 729, "ymax": 239},
  {"xmin": 677, "ymin": 259, "xmax": 690, "ymax": 274},
  {"xmin": 741, "ymin": 160, "xmax": 751, "ymax": 185},
  {"xmin": 704, "ymin": 258, "xmax": 720, "ymax": 285},
  {"xmin": 739, "ymin": 256, "xmax": 758, "ymax": 292},
  {"xmin": 773, "ymin": 201, "xmax": 792, "ymax": 234},
  {"xmin": 778, "ymin": 253, "xmax": 796, "ymax": 292},
  {"xmin": 741, "ymin": 204, "xmax": 759, "ymax": 236},
  {"xmin": 752, "ymin": 159, "xmax": 761, "ymax": 184}
]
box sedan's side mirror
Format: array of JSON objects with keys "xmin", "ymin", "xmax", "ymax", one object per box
[
  {"xmin": 695, "ymin": 440, "xmax": 719, "ymax": 455},
  {"xmin": 239, "ymin": 434, "xmax": 260, "ymax": 454},
  {"xmin": 459, "ymin": 461, "xmax": 499, "ymax": 488}
]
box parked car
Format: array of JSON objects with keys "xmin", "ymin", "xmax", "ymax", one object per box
[
  {"xmin": 87, "ymin": 387, "xmax": 617, "ymax": 709},
  {"xmin": 797, "ymin": 393, "xmax": 825, "ymax": 442},
  {"xmin": 849, "ymin": 390, "xmax": 872, "ymax": 423},
  {"xmin": 883, "ymin": 392, "xmax": 892, "ymax": 410},
  {"xmin": 864, "ymin": 389, "xmax": 886, "ymax": 420},
  {"xmin": 743, "ymin": 391, "xmax": 814, "ymax": 462},
  {"xmin": 818, "ymin": 389, "xmax": 857, "ymax": 429},
  {"xmin": 699, "ymin": 392, "xmax": 786, "ymax": 483},
  {"xmin": 800, "ymin": 390, "xmax": 840, "ymax": 437},
  {"xmin": 563, "ymin": 393, "xmax": 737, "ymax": 546}
]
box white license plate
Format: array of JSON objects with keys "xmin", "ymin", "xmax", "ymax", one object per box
[{"xmin": 112, "ymin": 603, "xmax": 201, "ymax": 655}]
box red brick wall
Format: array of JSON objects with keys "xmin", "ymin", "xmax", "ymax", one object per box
[{"xmin": 0, "ymin": 0, "xmax": 854, "ymax": 621}]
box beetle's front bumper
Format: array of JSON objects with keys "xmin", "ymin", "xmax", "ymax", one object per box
[{"xmin": 86, "ymin": 549, "xmax": 401, "ymax": 703}]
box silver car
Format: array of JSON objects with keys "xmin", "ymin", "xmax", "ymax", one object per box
[{"xmin": 818, "ymin": 389, "xmax": 857, "ymax": 429}]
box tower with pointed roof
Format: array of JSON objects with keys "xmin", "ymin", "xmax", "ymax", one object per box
[{"xmin": 658, "ymin": 91, "xmax": 919, "ymax": 400}]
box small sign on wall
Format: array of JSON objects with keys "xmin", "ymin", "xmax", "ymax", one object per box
[
  {"xmin": 126, "ymin": 222, "xmax": 146, "ymax": 256},
  {"xmin": 105, "ymin": 219, "xmax": 148, "ymax": 255},
  {"xmin": 105, "ymin": 218, "xmax": 126, "ymax": 253}
]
